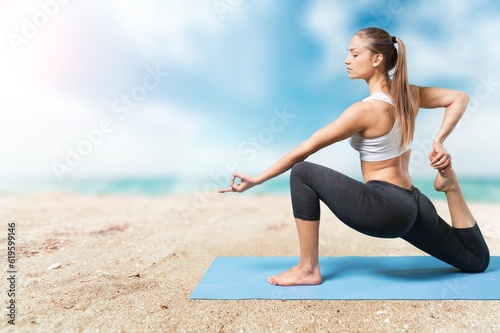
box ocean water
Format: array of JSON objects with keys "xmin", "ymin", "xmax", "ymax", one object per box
[
  {"xmin": 255, "ymin": 177, "xmax": 500, "ymax": 203},
  {"xmin": 1, "ymin": 176, "xmax": 500, "ymax": 202},
  {"xmin": 0, "ymin": 177, "xmax": 500, "ymax": 203},
  {"xmin": 411, "ymin": 177, "xmax": 500, "ymax": 203}
]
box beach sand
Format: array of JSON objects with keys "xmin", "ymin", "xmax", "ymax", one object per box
[{"xmin": 1, "ymin": 192, "xmax": 499, "ymax": 332}]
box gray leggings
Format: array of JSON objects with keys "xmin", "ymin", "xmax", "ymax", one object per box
[{"xmin": 290, "ymin": 161, "xmax": 490, "ymax": 272}]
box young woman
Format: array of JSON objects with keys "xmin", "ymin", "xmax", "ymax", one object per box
[{"xmin": 219, "ymin": 27, "xmax": 490, "ymax": 286}]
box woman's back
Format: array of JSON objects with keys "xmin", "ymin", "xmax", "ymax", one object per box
[{"xmin": 357, "ymin": 85, "xmax": 421, "ymax": 189}]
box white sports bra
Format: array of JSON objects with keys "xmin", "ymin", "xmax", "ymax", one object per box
[{"xmin": 349, "ymin": 93, "xmax": 412, "ymax": 162}]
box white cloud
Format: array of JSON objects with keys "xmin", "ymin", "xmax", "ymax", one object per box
[
  {"xmin": 303, "ymin": 0, "xmax": 353, "ymax": 82},
  {"xmin": 101, "ymin": 0, "xmax": 221, "ymax": 67},
  {"xmin": 45, "ymin": 102, "xmax": 207, "ymax": 179},
  {"xmin": 0, "ymin": 0, "xmax": 282, "ymax": 180},
  {"xmin": 0, "ymin": 1, "xmax": 102, "ymax": 179},
  {"xmin": 398, "ymin": 3, "xmax": 500, "ymax": 82},
  {"xmin": 0, "ymin": 91, "xmax": 104, "ymax": 179}
]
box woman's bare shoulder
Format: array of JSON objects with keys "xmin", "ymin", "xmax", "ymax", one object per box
[
  {"xmin": 409, "ymin": 84, "xmax": 422, "ymax": 113},
  {"xmin": 409, "ymin": 84, "xmax": 420, "ymax": 99}
]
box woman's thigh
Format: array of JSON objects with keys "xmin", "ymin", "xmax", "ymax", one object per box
[{"xmin": 290, "ymin": 162, "xmax": 417, "ymax": 238}]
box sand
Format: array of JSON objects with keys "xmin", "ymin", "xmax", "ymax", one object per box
[{"xmin": 1, "ymin": 191, "xmax": 499, "ymax": 332}]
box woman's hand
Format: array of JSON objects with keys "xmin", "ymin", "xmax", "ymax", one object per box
[
  {"xmin": 218, "ymin": 173, "xmax": 259, "ymax": 193},
  {"xmin": 429, "ymin": 142, "xmax": 452, "ymax": 171}
]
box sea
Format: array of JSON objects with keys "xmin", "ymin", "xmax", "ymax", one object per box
[{"xmin": 2, "ymin": 176, "xmax": 500, "ymax": 203}]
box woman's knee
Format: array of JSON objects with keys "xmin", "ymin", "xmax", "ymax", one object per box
[
  {"xmin": 454, "ymin": 225, "xmax": 491, "ymax": 273},
  {"xmin": 290, "ymin": 161, "xmax": 312, "ymax": 179},
  {"xmin": 477, "ymin": 253, "xmax": 490, "ymax": 272},
  {"xmin": 467, "ymin": 249, "xmax": 490, "ymax": 273}
]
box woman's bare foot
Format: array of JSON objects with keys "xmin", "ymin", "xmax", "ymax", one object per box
[
  {"xmin": 434, "ymin": 168, "xmax": 457, "ymax": 193},
  {"xmin": 267, "ymin": 264, "xmax": 322, "ymax": 286}
]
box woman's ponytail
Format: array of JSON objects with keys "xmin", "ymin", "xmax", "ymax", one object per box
[
  {"xmin": 355, "ymin": 28, "xmax": 415, "ymax": 149},
  {"xmin": 391, "ymin": 37, "xmax": 414, "ymax": 149}
]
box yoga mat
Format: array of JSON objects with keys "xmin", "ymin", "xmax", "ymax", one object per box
[{"xmin": 191, "ymin": 256, "xmax": 500, "ymax": 300}]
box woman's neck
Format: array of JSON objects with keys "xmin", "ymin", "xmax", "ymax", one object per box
[{"xmin": 366, "ymin": 73, "xmax": 390, "ymax": 95}]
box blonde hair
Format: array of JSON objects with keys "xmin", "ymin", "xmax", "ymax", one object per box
[{"xmin": 355, "ymin": 27, "xmax": 414, "ymax": 149}]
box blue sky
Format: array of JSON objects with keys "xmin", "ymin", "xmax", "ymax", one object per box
[{"xmin": 1, "ymin": 0, "xmax": 500, "ymax": 184}]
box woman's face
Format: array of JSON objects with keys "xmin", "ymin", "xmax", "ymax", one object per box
[{"xmin": 344, "ymin": 35, "xmax": 379, "ymax": 80}]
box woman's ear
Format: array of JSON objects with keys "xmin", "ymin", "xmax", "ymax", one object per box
[{"xmin": 373, "ymin": 54, "xmax": 383, "ymax": 67}]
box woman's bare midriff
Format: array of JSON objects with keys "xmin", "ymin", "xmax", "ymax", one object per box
[{"xmin": 360, "ymin": 150, "xmax": 413, "ymax": 190}]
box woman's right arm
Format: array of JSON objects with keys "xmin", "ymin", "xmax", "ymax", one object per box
[
  {"xmin": 219, "ymin": 102, "xmax": 370, "ymax": 193},
  {"xmin": 417, "ymin": 86, "xmax": 470, "ymax": 171}
]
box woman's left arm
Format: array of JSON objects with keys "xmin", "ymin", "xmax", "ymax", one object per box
[
  {"xmin": 417, "ymin": 85, "xmax": 470, "ymax": 170},
  {"xmin": 219, "ymin": 102, "xmax": 369, "ymax": 193}
]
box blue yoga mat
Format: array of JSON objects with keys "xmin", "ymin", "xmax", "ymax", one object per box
[{"xmin": 191, "ymin": 256, "xmax": 500, "ymax": 300}]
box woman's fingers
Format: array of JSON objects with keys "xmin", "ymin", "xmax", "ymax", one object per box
[
  {"xmin": 232, "ymin": 172, "xmax": 244, "ymax": 182},
  {"xmin": 431, "ymin": 151, "xmax": 445, "ymax": 164},
  {"xmin": 435, "ymin": 155, "xmax": 450, "ymax": 168},
  {"xmin": 428, "ymin": 149, "xmax": 452, "ymax": 171},
  {"xmin": 218, "ymin": 173, "xmax": 245, "ymax": 193}
]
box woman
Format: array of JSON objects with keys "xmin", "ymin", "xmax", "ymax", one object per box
[{"xmin": 219, "ymin": 27, "xmax": 490, "ymax": 286}]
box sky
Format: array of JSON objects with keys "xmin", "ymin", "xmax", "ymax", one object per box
[{"xmin": 1, "ymin": 0, "xmax": 500, "ymax": 185}]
